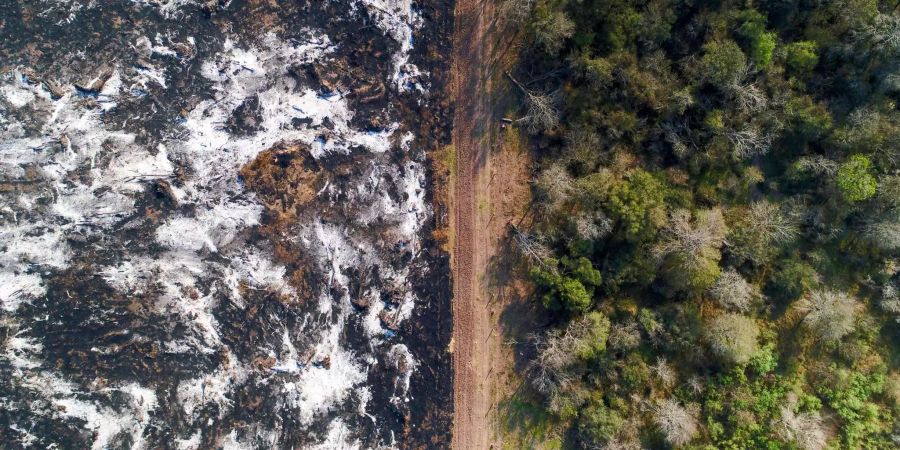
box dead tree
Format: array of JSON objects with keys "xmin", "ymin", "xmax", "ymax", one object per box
[
  {"xmin": 726, "ymin": 125, "xmax": 771, "ymax": 158},
  {"xmin": 508, "ymin": 222, "xmax": 552, "ymax": 270},
  {"xmin": 506, "ymin": 72, "xmax": 559, "ymax": 134},
  {"xmin": 501, "ymin": 0, "xmax": 535, "ymax": 26}
]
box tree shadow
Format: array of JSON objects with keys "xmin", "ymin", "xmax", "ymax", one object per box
[
  {"xmin": 485, "ymin": 229, "xmax": 552, "ymax": 373},
  {"xmin": 496, "ymin": 381, "xmax": 561, "ymax": 449}
]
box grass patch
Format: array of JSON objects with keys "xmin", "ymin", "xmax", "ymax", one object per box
[
  {"xmin": 479, "ymin": 197, "xmax": 490, "ymax": 214},
  {"xmin": 434, "ymin": 144, "xmax": 457, "ymax": 178},
  {"xmin": 499, "ymin": 393, "xmax": 563, "ymax": 450},
  {"xmin": 502, "ymin": 125, "xmax": 526, "ymax": 155}
]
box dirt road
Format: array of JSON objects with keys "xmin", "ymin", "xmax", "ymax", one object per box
[
  {"xmin": 450, "ymin": 1, "xmax": 533, "ymax": 448},
  {"xmin": 450, "ymin": 0, "xmax": 495, "ymax": 448}
]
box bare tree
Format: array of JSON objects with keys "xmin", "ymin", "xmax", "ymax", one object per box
[
  {"xmin": 705, "ymin": 313, "xmax": 760, "ymax": 365},
  {"xmin": 509, "ymin": 223, "xmax": 553, "ymax": 269},
  {"xmin": 866, "ymin": 220, "xmax": 900, "ymax": 252},
  {"xmin": 653, "ymin": 399, "xmax": 699, "ymax": 447},
  {"xmin": 655, "ymin": 208, "xmax": 728, "ymax": 269},
  {"xmin": 650, "ymin": 357, "xmax": 677, "ymax": 389},
  {"xmin": 572, "ymin": 210, "xmax": 612, "ymax": 240},
  {"xmin": 709, "ymin": 269, "xmax": 756, "ymax": 312},
  {"xmin": 686, "ymin": 375, "xmax": 705, "ymax": 394},
  {"xmin": 564, "ymin": 126, "xmax": 602, "ymax": 169},
  {"xmin": 597, "ymin": 439, "xmax": 641, "ymax": 450},
  {"xmin": 726, "ymin": 125, "xmax": 772, "ymax": 158},
  {"xmin": 527, "ymin": 314, "xmax": 609, "ymax": 396},
  {"xmin": 527, "ymin": 322, "xmax": 586, "ymax": 395},
  {"xmin": 794, "ymin": 155, "xmax": 838, "ymax": 176},
  {"xmin": 730, "ymin": 201, "xmax": 801, "ymax": 264},
  {"xmin": 875, "ymin": 175, "xmax": 900, "ymax": 210},
  {"xmin": 501, "ymin": 0, "xmax": 535, "ymax": 26},
  {"xmin": 865, "ymin": 176, "xmax": 900, "ymax": 251},
  {"xmin": 753, "ymin": 200, "xmax": 801, "ymax": 244},
  {"xmin": 521, "ymin": 90, "xmax": 559, "ymax": 133},
  {"xmin": 507, "ymin": 72, "xmax": 560, "ymax": 134},
  {"xmin": 728, "ymin": 80, "xmax": 768, "ymax": 113},
  {"xmin": 854, "ymin": 13, "xmax": 900, "ymax": 54},
  {"xmin": 880, "ymin": 282, "xmax": 900, "ymax": 322},
  {"xmin": 661, "ymin": 120, "xmax": 694, "ymax": 159},
  {"xmin": 802, "ymin": 289, "xmax": 858, "ymax": 343},
  {"xmin": 528, "ymin": 328, "xmax": 576, "ymax": 396},
  {"xmin": 608, "ymin": 320, "xmax": 642, "ymax": 351},
  {"xmin": 534, "ymin": 162, "xmax": 574, "ymax": 211},
  {"xmin": 776, "ymin": 394, "xmax": 827, "ymax": 450}
]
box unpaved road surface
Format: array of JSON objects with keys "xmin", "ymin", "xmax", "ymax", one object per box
[
  {"xmin": 450, "ymin": 0, "xmax": 495, "ymax": 448},
  {"xmin": 451, "ymin": 0, "xmax": 535, "ymax": 448}
]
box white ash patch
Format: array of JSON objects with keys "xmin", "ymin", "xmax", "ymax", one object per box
[
  {"xmin": 2, "ymin": 333, "xmax": 159, "ymax": 450},
  {"xmin": 130, "ymin": 0, "xmax": 204, "ymax": 19},
  {"xmin": 284, "ymin": 321, "xmax": 367, "ymax": 425},
  {"xmin": 176, "ymin": 352, "xmax": 249, "ymax": 419},
  {"xmin": 362, "ymin": 288, "xmax": 388, "ymax": 337},
  {"xmin": 174, "ymin": 430, "xmax": 202, "ymax": 450},
  {"xmin": 1, "ymin": 1, "xmax": 441, "ymax": 445},
  {"xmin": 221, "ymin": 249, "xmax": 297, "ymax": 303},
  {"xmin": 0, "ymin": 271, "xmax": 46, "ymax": 313},
  {"xmin": 310, "ymin": 419, "xmax": 362, "ymax": 450},
  {"xmin": 386, "ymin": 344, "xmax": 417, "ymax": 406},
  {"xmin": 357, "ymin": 0, "xmax": 428, "ymax": 92},
  {"xmin": 1, "ymin": 83, "xmax": 36, "ymax": 108}
]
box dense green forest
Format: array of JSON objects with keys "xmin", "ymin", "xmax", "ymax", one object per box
[{"xmin": 505, "ymin": 0, "xmax": 900, "ymax": 448}]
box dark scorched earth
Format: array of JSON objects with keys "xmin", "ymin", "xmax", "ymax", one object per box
[{"xmin": 0, "ymin": 0, "xmax": 453, "ymax": 448}]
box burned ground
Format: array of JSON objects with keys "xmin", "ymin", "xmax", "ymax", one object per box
[{"xmin": 0, "ymin": 0, "xmax": 452, "ymax": 448}]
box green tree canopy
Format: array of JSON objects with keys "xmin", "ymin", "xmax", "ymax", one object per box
[
  {"xmin": 736, "ymin": 10, "xmax": 777, "ymax": 67},
  {"xmin": 836, "ymin": 154, "xmax": 877, "ymax": 202},
  {"xmin": 605, "ymin": 170, "xmax": 668, "ymax": 242},
  {"xmin": 698, "ymin": 40, "xmax": 747, "ymax": 87},
  {"xmin": 783, "ymin": 41, "xmax": 819, "ymax": 74},
  {"xmin": 705, "ymin": 313, "xmax": 760, "ymax": 365}
]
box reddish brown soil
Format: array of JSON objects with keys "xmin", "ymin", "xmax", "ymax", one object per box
[
  {"xmin": 450, "ymin": 0, "xmax": 493, "ymax": 446},
  {"xmin": 450, "ymin": 1, "xmax": 533, "ymax": 447}
]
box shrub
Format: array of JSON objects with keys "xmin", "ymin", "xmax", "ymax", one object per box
[
  {"xmin": 531, "ymin": 8, "xmax": 575, "ymax": 55},
  {"xmin": 769, "ymin": 258, "xmax": 819, "ymax": 302},
  {"xmin": 736, "ymin": 11, "xmax": 777, "ymax": 67},
  {"xmin": 530, "ymin": 253, "xmax": 603, "ymax": 314},
  {"xmin": 577, "ymin": 401, "xmax": 625, "ymax": 446},
  {"xmin": 606, "ymin": 170, "xmax": 668, "ymax": 242},
  {"xmin": 531, "ymin": 268, "xmax": 593, "ymax": 313},
  {"xmin": 704, "ymin": 109, "xmax": 726, "ymax": 131},
  {"xmin": 785, "ymin": 95, "xmax": 832, "ymax": 138},
  {"xmin": 816, "ymin": 368, "xmax": 890, "ymax": 448},
  {"xmin": 571, "ymin": 311, "xmax": 611, "ymax": 360}
]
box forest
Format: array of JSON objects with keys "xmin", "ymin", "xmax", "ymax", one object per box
[{"xmin": 503, "ymin": 0, "xmax": 900, "ymax": 448}]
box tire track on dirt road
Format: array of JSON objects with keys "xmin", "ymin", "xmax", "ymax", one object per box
[{"xmin": 450, "ymin": 0, "xmax": 496, "ymax": 448}]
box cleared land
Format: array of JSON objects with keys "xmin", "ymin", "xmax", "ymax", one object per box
[{"xmin": 450, "ymin": 1, "xmax": 533, "ymax": 448}]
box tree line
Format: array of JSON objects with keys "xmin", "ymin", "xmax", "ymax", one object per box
[{"xmin": 502, "ymin": 0, "xmax": 900, "ymax": 448}]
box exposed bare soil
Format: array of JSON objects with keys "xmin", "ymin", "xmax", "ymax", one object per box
[{"xmin": 450, "ymin": 1, "xmax": 533, "ymax": 447}]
